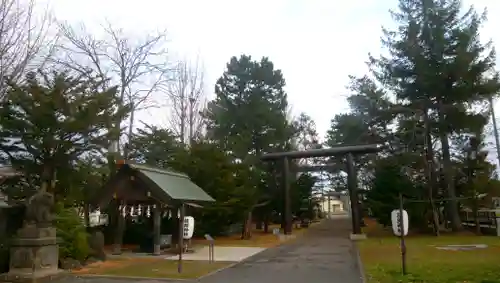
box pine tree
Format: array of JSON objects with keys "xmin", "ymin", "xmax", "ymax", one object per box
[
  {"xmin": 205, "ymin": 55, "xmax": 291, "ymax": 158},
  {"xmin": 369, "ymin": 0, "xmax": 500, "ymax": 231},
  {"xmin": 0, "ymin": 71, "xmax": 129, "ymax": 197},
  {"xmin": 204, "ymin": 55, "xmax": 292, "ymax": 238}
]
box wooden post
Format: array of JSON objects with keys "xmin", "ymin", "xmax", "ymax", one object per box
[
  {"xmin": 112, "ymin": 200, "xmax": 126, "ymax": 255},
  {"xmin": 399, "ymin": 193, "xmax": 407, "ymax": 275},
  {"xmin": 346, "ymin": 153, "xmax": 361, "ymax": 234},
  {"xmin": 283, "ymin": 157, "xmax": 292, "ymax": 235},
  {"xmin": 177, "ymin": 203, "xmax": 185, "ymax": 273},
  {"xmin": 153, "ymin": 203, "xmax": 161, "ymax": 255}
]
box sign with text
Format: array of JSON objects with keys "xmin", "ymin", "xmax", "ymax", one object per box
[
  {"xmin": 183, "ymin": 216, "xmax": 195, "ymax": 239},
  {"xmin": 391, "ymin": 209, "xmax": 409, "ymax": 236}
]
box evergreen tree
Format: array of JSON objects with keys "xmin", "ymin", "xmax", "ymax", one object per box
[
  {"xmin": 0, "ymin": 71, "xmax": 129, "ymax": 198},
  {"xmin": 205, "ymin": 55, "xmax": 291, "ymax": 159},
  {"xmin": 369, "ymin": 0, "xmax": 500, "ymax": 231},
  {"xmin": 128, "ymin": 123, "xmax": 182, "ymax": 169},
  {"xmin": 204, "ymin": 55, "xmax": 292, "ymax": 238}
]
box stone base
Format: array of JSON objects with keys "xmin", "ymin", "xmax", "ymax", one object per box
[
  {"xmin": 4, "ymin": 227, "xmax": 61, "ymax": 283},
  {"xmin": 349, "ymin": 233, "xmax": 367, "ymax": 241},
  {"xmin": 15, "ymin": 226, "xmax": 56, "ymax": 240},
  {"xmin": 0, "ymin": 269, "xmax": 65, "ymax": 283}
]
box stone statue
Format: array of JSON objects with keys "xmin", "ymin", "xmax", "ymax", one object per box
[
  {"xmin": 2, "ymin": 190, "xmax": 61, "ymax": 282},
  {"xmin": 24, "ymin": 190, "xmax": 55, "ymax": 228}
]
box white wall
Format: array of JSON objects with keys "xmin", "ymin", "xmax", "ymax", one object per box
[{"xmin": 319, "ymin": 197, "xmax": 344, "ymax": 214}]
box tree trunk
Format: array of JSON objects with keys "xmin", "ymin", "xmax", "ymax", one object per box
[
  {"xmin": 263, "ymin": 214, "xmax": 269, "ymax": 233},
  {"xmin": 423, "ymin": 110, "xmax": 440, "ymax": 236},
  {"xmin": 189, "ymin": 98, "xmax": 194, "ymax": 144},
  {"xmin": 438, "ymin": 108, "xmax": 462, "ymax": 231},
  {"xmin": 40, "ymin": 164, "xmax": 54, "ymax": 193},
  {"xmin": 473, "ymin": 195, "xmax": 481, "ymax": 235},
  {"xmin": 180, "ymin": 98, "xmax": 186, "ymax": 144},
  {"xmin": 84, "ymin": 203, "xmax": 90, "ymax": 229},
  {"xmin": 255, "ymin": 209, "xmax": 263, "ymax": 230},
  {"xmin": 241, "ymin": 210, "xmax": 253, "ymax": 240},
  {"xmin": 123, "ymin": 108, "xmax": 135, "ymax": 159}
]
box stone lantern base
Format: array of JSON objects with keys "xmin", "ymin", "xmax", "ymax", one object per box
[{"xmin": 0, "ymin": 226, "xmax": 63, "ymax": 283}]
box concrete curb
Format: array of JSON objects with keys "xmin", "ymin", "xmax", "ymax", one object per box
[
  {"xmin": 352, "ymin": 243, "xmax": 367, "ymax": 283},
  {"xmin": 74, "ymin": 274, "xmax": 189, "ymax": 282},
  {"xmin": 195, "ymin": 262, "xmax": 240, "ymax": 281}
]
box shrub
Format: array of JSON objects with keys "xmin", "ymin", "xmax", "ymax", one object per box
[{"xmin": 54, "ymin": 202, "xmax": 89, "ymax": 261}]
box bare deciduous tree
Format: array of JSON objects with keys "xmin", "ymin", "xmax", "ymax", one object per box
[
  {"xmin": 54, "ymin": 21, "xmax": 173, "ymax": 156},
  {"xmin": 166, "ymin": 58, "xmax": 206, "ymax": 145},
  {"xmin": 0, "ymin": 0, "xmax": 54, "ymax": 97}
]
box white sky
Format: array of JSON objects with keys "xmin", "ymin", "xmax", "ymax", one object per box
[{"xmin": 48, "ymin": 0, "xmax": 500, "ymax": 143}]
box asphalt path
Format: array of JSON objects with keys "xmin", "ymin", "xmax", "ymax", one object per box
[{"xmin": 198, "ymin": 215, "xmax": 364, "ymax": 283}]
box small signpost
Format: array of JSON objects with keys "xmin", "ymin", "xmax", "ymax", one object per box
[
  {"xmin": 204, "ymin": 234, "xmax": 215, "ymax": 263},
  {"xmin": 177, "ymin": 204, "xmax": 185, "ymax": 273},
  {"xmin": 391, "ymin": 193, "xmax": 409, "ymax": 275}
]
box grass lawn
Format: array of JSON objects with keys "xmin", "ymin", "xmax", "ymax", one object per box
[
  {"xmin": 73, "ymin": 258, "xmax": 232, "ymax": 279},
  {"xmin": 358, "ymin": 219, "xmax": 500, "ymax": 283}
]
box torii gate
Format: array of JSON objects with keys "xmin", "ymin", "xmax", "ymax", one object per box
[{"xmin": 261, "ymin": 144, "xmax": 382, "ymax": 237}]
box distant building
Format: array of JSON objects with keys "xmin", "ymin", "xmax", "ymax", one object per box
[{"xmin": 314, "ymin": 193, "xmax": 347, "ymax": 218}]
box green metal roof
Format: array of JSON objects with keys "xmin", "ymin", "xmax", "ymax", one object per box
[{"xmin": 129, "ymin": 164, "xmax": 215, "ymax": 203}]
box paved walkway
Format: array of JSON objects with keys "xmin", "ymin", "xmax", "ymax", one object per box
[
  {"xmin": 164, "ymin": 246, "xmax": 265, "ymax": 262},
  {"xmin": 199, "ymin": 215, "xmax": 364, "ymax": 283},
  {"xmin": 64, "ymin": 215, "xmax": 364, "ymax": 283}
]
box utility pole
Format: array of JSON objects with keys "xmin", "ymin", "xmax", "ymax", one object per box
[{"xmin": 488, "ymin": 96, "xmax": 500, "ymax": 169}]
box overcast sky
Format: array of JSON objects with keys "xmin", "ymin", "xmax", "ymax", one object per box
[{"xmin": 49, "ymin": 0, "xmax": 500, "ymax": 143}]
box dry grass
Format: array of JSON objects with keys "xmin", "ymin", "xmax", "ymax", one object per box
[
  {"xmin": 358, "ymin": 218, "xmax": 500, "ymax": 283},
  {"xmin": 73, "ymin": 258, "xmax": 232, "ymax": 279},
  {"xmin": 192, "ymin": 224, "xmax": 310, "ymax": 248}
]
